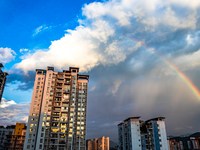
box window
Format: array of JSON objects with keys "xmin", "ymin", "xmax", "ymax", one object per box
[
  {"xmin": 29, "ymin": 134, "xmax": 32, "ymax": 138},
  {"xmin": 35, "ymin": 95, "xmax": 38, "ymax": 98},
  {"xmin": 36, "ymin": 90, "xmax": 38, "ymax": 93},
  {"xmin": 49, "ymin": 74, "xmax": 51, "ymax": 77},
  {"xmin": 39, "ymin": 145, "xmax": 42, "ymax": 149},
  {"xmin": 36, "ymin": 86, "xmax": 39, "ymax": 89},
  {"xmin": 42, "ymin": 127, "xmax": 44, "ymax": 132},
  {"xmin": 40, "ymin": 139, "xmax": 43, "ymax": 143},
  {"xmin": 38, "ymin": 82, "xmax": 40, "ymax": 85},
  {"xmin": 38, "ymin": 78, "xmax": 41, "ymax": 80},
  {"xmin": 27, "ymin": 145, "xmax": 30, "ymax": 149},
  {"xmin": 73, "ymin": 76, "xmax": 76, "ymax": 79},
  {"xmin": 46, "ymin": 122, "xmax": 50, "ymax": 126},
  {"xmin": 30, "ymin": 124, "xmax": 34, "ymax": 127},
  {"xmin": 28, "ymin": 139, "xmax": 31, "ymax": 143},
  {"xmin": 30, "ymin": 129, "xmax": 33, "ymax": 132},
  {"xmin": 41, "ymin": 133, "xmax": 44, "ymax": 137}
]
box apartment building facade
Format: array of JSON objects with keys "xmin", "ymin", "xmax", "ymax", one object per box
[
  {"xmin": 0, "ymin": 123, "xmax": 26, "ymax": 150},
  {"xmin": 24, "ymin": 67, "xmax": 89, "ymax": 150},
  {"xmin": 87, "ymin": 136, "xmax": 109, "ymax": 150},
  {"xmin": 0, "ymin": 125, "xmax": 15, "ymax": 149},
  {"xmin": 0, "ymin": 63, "xmax": 8, "ymax": 102},
  {"xmin": 118, "ymin": 117, "xmax": 168, "ymax": 150}
]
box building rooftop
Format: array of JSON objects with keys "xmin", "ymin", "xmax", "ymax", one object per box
[
  {"xmin": 124, "ymin": 116, "xmax": 141, "ymax": 122},
  {"xmin": 145, "ymin": 117, "xmax": 165, "ymax": 123}
]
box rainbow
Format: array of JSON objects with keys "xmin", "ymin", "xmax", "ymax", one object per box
[{"xmin": 128, "ymin": 39, "xmax": 200, "ymax": 100}]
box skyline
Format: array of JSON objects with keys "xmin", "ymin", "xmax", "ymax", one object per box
[{"xmin": 1, "ymin": 0, "xmax": 200, "ymax": 142}]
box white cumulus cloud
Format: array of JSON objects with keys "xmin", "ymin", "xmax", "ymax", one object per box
[
  {"xmin": 0, "ymin": 47, "xmax": 16, "ymax": 64},
  {"xmin": 15, "ymin": 0, "xmax": 200, "ymax": 73}
]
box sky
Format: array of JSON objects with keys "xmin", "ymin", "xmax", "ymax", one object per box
[{"xmin": 1, "ymin": 0, "xmax": 200, "ymax": 142}]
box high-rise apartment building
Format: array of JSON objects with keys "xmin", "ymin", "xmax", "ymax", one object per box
[
  {"xmin": 24, "ymin": 67, "xmax": 89, "ymax": 150},
  {"xmin": 118, "ymin": 117, "xmax": 168, "ymax": 150},
  {"xmin": 87, "ymin": 136, "xmax": 109, "ymax": 150},
  {"xmin": 0, "ymin": 63, "xmax": 8, "ymax": 102}
]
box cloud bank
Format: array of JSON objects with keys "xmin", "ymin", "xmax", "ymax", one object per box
[
  {"xmin": 0, "ymin": 98, "xmax": 30, "ymax": 125},
  {"xmin": 16, "ymin": 0, "xmax": 200, "ymax": 74}
]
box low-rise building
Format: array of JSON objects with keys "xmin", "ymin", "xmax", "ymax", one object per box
[
  {"xmin": 0, "ymin": 123, "xmax": 26, "ymax": 150},
  {"xmin": 87, "ymin": 136, "xmax": 109, "ymax": 150}
]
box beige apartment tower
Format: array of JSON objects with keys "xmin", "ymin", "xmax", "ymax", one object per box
[{"xmin": 24, "ymin": 67, "xmax": 89, "ymax": 150}]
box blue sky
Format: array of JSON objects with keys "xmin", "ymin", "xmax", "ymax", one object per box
[{"xmin": 1, "ymin": 0, "xmax": 200, "ymax": 142}]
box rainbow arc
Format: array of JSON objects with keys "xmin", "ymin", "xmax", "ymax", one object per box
[{"xmin": 129, "ymin": 39, "xmax": 200, "ymax": 100}]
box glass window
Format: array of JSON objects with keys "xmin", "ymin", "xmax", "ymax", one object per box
[
  {"xmin": 38, "ymin": 78, "xmax": 41, "ymax": 80},
  {"xmin": 36, "ymin": 86, "xmax": 39, "ymax": 89},
  {"xmin": 46, "ymin": 122, "xmax": 50, "ymax": 126},
  {"xmin": 30, "ymin": 124, "xmax": 34, "ymax": 127},
  {"xmin": 73, "ymin": 76, "xmax": 76, "ymax": 79}
]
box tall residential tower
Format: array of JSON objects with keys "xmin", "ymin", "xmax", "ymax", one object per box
[
  {"xmin": 24, "ymin": 67, "xmax": 89, "ymax": 150},
  {"xmin": 0, "ymin": 63, "xmax": 8, "ymax": 102}
]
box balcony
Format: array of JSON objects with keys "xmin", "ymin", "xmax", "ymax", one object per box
[
  {"xmin": 57, "ymin": 80, "xmax": 63, "ymax": 83},
  {"xmin": 53, "ymin": 114, "xmax": 60, "ymax": 117},
  {"xmin": 65, "ymin": 76, "xmax": 71, "ymax": 79},
  {"xmin": 63, "ymin": 89, "xmax": 70, "ymax": 94},
  {"xmin": 57, "ymin": 76, "xmax": 64, "ymax": 79},
  {"xmin": 64, "ymin": 81, "xmax": 70, "ymax": 84},
  {"xmin": 56, "ymin": 94, "xmax": 62, "ymax": 97},
  {"xmin": 62, "ymin": 99, "xmax": 69, "ymax": 102},
  {"xmin": 61, "ymin": 109, "xmax": 68, "ymax": 112},
  {"xmin": 54, "ymin": 108, "xmax": 61, "ymax": 112}
]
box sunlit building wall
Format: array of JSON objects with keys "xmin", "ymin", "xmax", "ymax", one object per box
[
  {"xmin": 24, "ymin": 67, "xmax": 89, "ymax": 150},
  {"xmin": 87, "ymin": 136, "xmax": 109, "ymax": 150}
]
